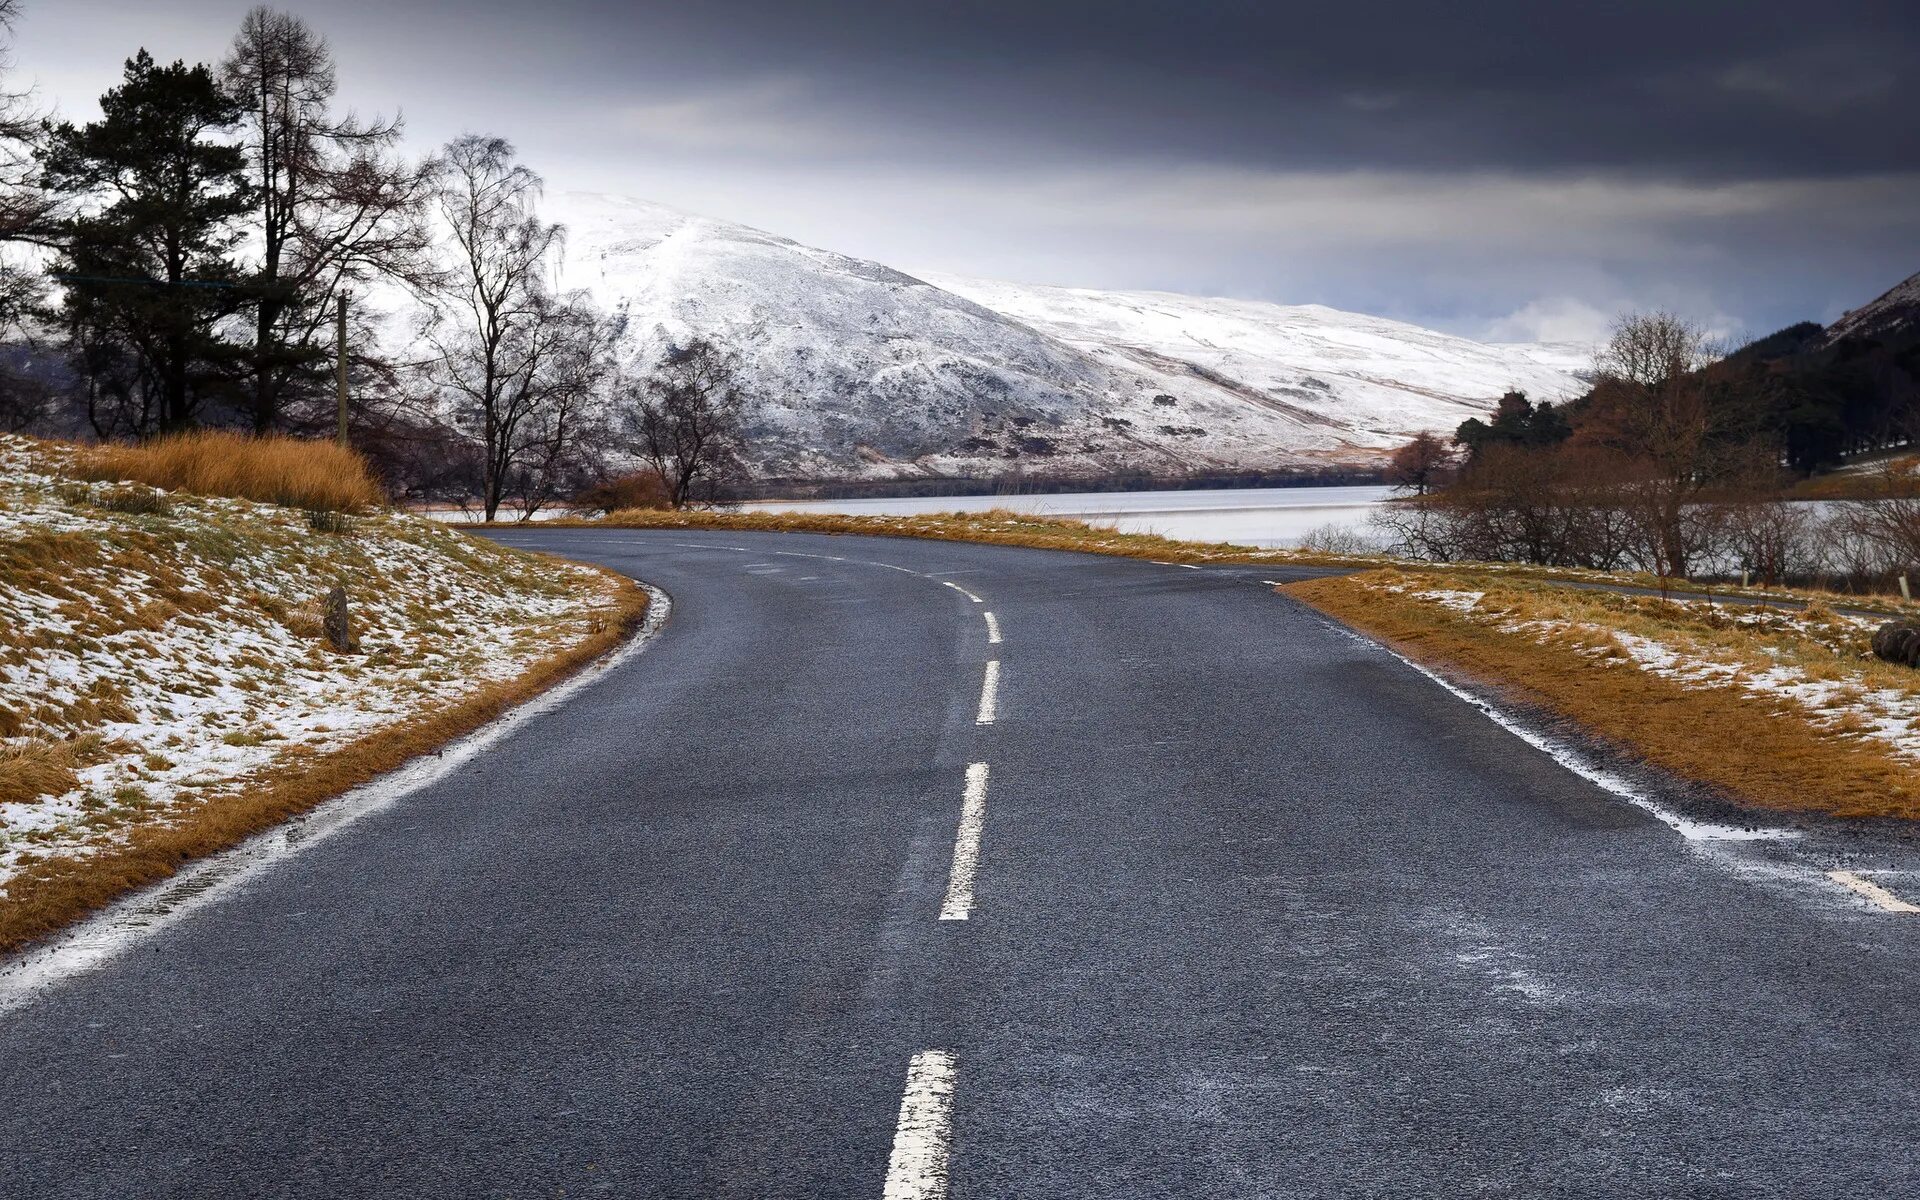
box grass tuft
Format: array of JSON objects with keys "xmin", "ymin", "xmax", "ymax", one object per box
[{"xmin": 73, "ymin": 431, "xmax": 385, "ymax": 513}]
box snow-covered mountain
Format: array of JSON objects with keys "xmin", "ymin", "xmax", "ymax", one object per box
[
  {"xmin": 1824, "ymin": 270, "xmax": 1920, "ymax": 346},
  {"xmin": 547, "ymin": 192, "xmax": 1589, "ymax": 483}
]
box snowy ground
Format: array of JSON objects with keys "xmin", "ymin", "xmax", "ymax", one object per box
[
  {"xmin": 0, "ymin": 435, "xmax": 627, "ymax": 891},
  {"xmin": 1378, "ymin": 576, "xmax": 1920, "ymax": 761}
]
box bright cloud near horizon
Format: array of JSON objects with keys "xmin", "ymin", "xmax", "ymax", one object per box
[{"xmin": 13, "ymin": 0, "xmax": 1920, "ymax": 345}]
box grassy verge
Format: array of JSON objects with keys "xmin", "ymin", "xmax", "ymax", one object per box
[
  {"xmin": 1287, "ymin": 569, "xmax": 1920, "ymax": 821},
  {"xmin": 1, "ymin": 433, "xmax": 654, "ymax": 953},
  {"xmin": 563, "ymin": 505, "xmax": 1374, "ymax": 567},
  {"xmin": 0, "ymin": 563, "xmax": 646, "ymax": 954},
  {"xmin": 536, "ymin": 506, "xmax": 1916, "ymax": 615}
]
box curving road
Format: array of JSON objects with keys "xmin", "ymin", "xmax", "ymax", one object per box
[{"xmin": 4, "ymin": 529, "xmax": 1920, "ymax": 1197}]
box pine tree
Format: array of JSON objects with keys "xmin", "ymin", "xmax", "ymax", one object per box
[{"xmin": 41, "ymin": 51, "xmax": 251, "ymax": 433}]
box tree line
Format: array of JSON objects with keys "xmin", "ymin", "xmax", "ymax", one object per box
[
  {"xmin": 0, "ymin": 3, "xmax": 746, "ymax": 518},
  {"xmin": 1380, "ymin": 312, "xmax": 1920, "ymax": 588}
]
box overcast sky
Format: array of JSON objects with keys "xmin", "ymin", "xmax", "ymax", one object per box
[{"xmin": 12, "ymin": 0, "xmax": 1920, "ymax": 342}]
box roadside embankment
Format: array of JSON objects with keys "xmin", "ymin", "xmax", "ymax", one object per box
[
  {"xmin": 0, "ymin": 433, "xmax": 647, "ymax": 951},
  {"xmin": 1289, "ymin": 568, "xmax": 1920, "ymax": 820}
]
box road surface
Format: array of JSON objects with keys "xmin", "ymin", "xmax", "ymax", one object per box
[{"xmin": 4, "ymin": 529, "xmax": 1920, "ymax": 1198}]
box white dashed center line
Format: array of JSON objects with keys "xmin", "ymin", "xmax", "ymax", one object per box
[
  {"xmin": 940, "ymin": 764, "xmax": 991, "ymax": 920},
  {"xmin": 882, "ymin": 1050, "xmax": 957, "ymax": 1200},
  {"xmin": 1828, "ymin": 869, "xmax": 1920, "ymax": 913},
  {"xmin": 975, "ymin": 660, "xmax": 1000, "ymax": 725},
  {"xmin": 942, "ymin": 581, "xmax": 984, "ymax": 603},
  {"xmin": 982, "ymin": 611, "xmax": 1002, "ymax": 644}
]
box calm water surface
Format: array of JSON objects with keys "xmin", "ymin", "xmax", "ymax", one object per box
[{"xmin": 742, "ymin": 484, "xmax": 1394, "ymax": 548}]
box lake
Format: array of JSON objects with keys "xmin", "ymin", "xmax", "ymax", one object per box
[{"xmin": 741, "ymin": 484, "xmax": 1396, "ymax": 548}]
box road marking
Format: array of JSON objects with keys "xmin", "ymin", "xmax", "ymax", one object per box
[
  {"xmin": 983, "ymin": 612, "xmax": 1002, "ymax": 644},
  {"xmin": 975, "ymin": 660, "xmax": 1000, "ymax": 725},
  {"xmin": 940, "ymin": 764, "xmax": 990, "ymax": 920},
  {"xmin": 1174, "ymin": 562, "xmax": 1201, "ymax": 570},
  {"xmin": 1261, "ymin": 579, "xmax": 1283, "ymax": 587},
  {"xmin": 0, "ymin": 588, "xmax": 676, "ymax": 1015},
  {"xmin": 882, "ymin": 1050, "xmax": 956, "ymax": 1200},
  {"xmin": 942, "ymin": 581, "xmax": 984, "ymax": 603},
  {"xmin": 1828, "ymin": 869, "xmax": 1920, "ymax": 912}
]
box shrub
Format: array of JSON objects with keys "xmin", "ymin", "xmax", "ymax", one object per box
[
  {"xmin": 74, "ymin": 430, "xmax": 385, "ymax": 513},
  {"xmin": 571, "ymin": 472, "xmax": 672, "ymax": 514}
]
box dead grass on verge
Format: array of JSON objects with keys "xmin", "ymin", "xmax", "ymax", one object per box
[
  {"xmin": 578, "ymin": 505, "xmax": 1372, "ymax": 567},
  {"xmin": 0, "ymin": 566, "xmax": 648, "ymax": 955},
  {"xmin": 551, "ymin": 506, "xmax": 1915, "ymax": 615},
  {"xmin": 74, "ymin": 430, "xmax": 385, "ymax": 513},
  {"xmin": 1288, "ymin": 570, "xmax": 1920, "ymax": 820}
]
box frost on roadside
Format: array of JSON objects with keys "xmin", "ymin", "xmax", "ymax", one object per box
[
  {"xmin": 0, "ymin": 434, "xmax": 622, "ymax": 890},
  {"xmin": 1373, "ymin": 575, "xmax": 1920, "ymax": 763}
]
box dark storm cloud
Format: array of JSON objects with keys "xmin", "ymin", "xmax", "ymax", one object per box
[
  {"xmin": 14, "ymin": 0, "xmax": 1920, "ymax": 341},
  {"xmin": 556, "ymin": 0, "xmax": 1920, "ymax": 178}
]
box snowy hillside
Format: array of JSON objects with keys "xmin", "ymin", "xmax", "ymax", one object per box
[
  {"xmin": 546, "ymin": 193, "xmax": 1589, "ymax": 483},
  {"xmin": 0, "ymin": 434, "xmax": 630, "ymax": 909},
  {"xmin": 927, "ymin": 274, "xmax": 1591, "ymax": 450},
  {"xmin": 1825, "ymin": 270, "xmax": 1920, "ymax": 345}
]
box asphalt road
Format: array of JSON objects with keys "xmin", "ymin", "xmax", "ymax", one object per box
[{"xmin": 5, "ymin": 529, "xmax": 1920, "ymax": 1198}]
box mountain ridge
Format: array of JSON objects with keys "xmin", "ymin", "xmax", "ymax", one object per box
[{"xmin": 545, "ymin": 192, "xmax": 1591, "ymax": 483}]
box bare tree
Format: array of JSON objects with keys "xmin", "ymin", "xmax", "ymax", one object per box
[
  {"xmin": 223, "ymin": 6, "xmax": 438, "ymax": 432},
  {"xmin": 422, "ymin": 134, "xmax": 612, "ymax": 521},
  {"xmin": 1578, "ymin": 312, "xmax": 1724, "ymax": 578},
  {"xmin": 631, "ymin": 338, "xmax": 749, "ymax": 508}
]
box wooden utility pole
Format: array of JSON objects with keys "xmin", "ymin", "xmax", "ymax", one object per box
[{"xmin": 335, "ymin": 293, "xmax": 349, "ymax": 446}]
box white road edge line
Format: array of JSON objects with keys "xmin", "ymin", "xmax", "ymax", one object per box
[
  {"xmin": 1325, "ymin": 622, "xmax": 1793, "ymax": 843},
  {"xmin": 975, "ymin": 660, "xmax": 1000, "ymax": 726},
  {"xmin": 0, "ymin": 587, "xmax": 675, "ymax": 1016},
  {"xmin": 940, "ymin": 764, "xmax": 991, "ymax": 920},
  {"xmin": 1828, "ymin": 869, "xmax": 1920, "ymax": 913},
  {"xmin": 882, "ymin": 1050, "xmax": 957, "ymax": 1200},
  {"xmin": 982, "ymin": 612, "xmax": 1002, "ymax": 645}
]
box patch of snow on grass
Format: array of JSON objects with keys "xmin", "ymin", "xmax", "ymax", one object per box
[{"xmin": 0, "ymin": 434, "xmax": 624, "ymax": 890}]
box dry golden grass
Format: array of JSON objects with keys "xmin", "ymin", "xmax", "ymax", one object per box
[
  {"xmin": 74, "ymin": 430, "xmax": 385, "ymax": 513},
  {"xmin": 0, "ymin": 567, "xmax": 648, "ymax": 955},
  {"xmin": 1290, "ymin": 570, "xmax": 1920, "ymax": 820},
  {"xmin": 580, "ymin": 504, "xmax": 1372, "ymax": 567},
  {"xmin": 551, "ymin": 505, "xmax": 1915, "ymax": 614}
]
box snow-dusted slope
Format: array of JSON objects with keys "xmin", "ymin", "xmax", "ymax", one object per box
[
  {"xmin": 927, "ymin": 274, "xmax": 1590, "ymax": 446},
  {"xmin": 1825, "ymin": 270, "xmax": 1920, "ymax": 345},
  {"xmin": 547, "ymin": 193, "xmax": 1588, "ymax": 482}
]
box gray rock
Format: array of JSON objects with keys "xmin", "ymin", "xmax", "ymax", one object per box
[
  {"xmin": 1870, "ymin": 619, "xmax": 1920, "ymax": 667},
  {"xmin": 322, "ymin": 585, "xmax": 359, "ymax": 654}
]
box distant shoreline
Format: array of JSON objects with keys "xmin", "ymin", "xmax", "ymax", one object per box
[{"xmin": 731, "ymin": 465, "xmax": 1387, "ymax": 502}]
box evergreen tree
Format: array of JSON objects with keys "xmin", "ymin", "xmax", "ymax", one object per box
[{"xmin": 41, "ymin": 51, "xmax": 251, "ymax": 433}]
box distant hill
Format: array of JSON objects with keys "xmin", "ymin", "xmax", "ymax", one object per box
[
  {"xmin": 1706, "ymin": 272, "xmax": 1920, "ymax": 473},
  {"xmin": 545, "ymin": 193, "xmax": 1588, "ymax": 485},
  {"xmin": 1824, "ymin": 270, "xmax": 1920, "ymax": 347}
]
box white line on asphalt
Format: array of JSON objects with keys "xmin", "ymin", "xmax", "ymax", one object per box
[
  {"xmin": 940, "ymin": 764, "xmax": 991, "ymax": 920},
  {"xmin": 1328, "ymin": 624, "xmax": 1795, "ymax": 843},
  {"xmin": 975, "ymin": 660, "xmax": 1000, "ymax": 725},
  {"xmin": 1261, "ymin": 580, "xmax": 1283, "ymax": 587},
  {"xmin": 942, "ymin": 581, "xmax": 985, "ymax": 603},
  {"xmin": 0, "ymin": 588, "xmax": 676, "ymax": 1015},
  {"xmin": 1828, "ymin": 869, "xmax": 1920, "ymax": 913},
  {"xmin": 882, "ymin": 1050, "xmax": 957, "ymax": 1200},
  {"xmin": 983, "ymin": 612, "xmax": 1002, "ymax": 644}
]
